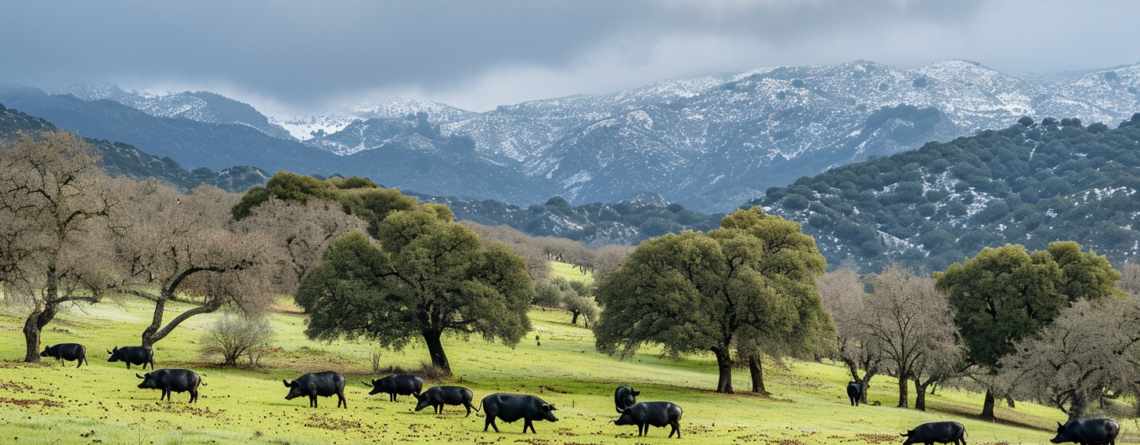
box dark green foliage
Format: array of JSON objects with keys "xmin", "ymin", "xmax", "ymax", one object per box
[
  {"xmin": 594, "ymin": 208, "xmax": 832, "ymax": 393},
  {"xmin": 761, "ymin": 117, "xmax": 1140, "ymax": 272},
  {"xmin": 934, "ymin": 242, "xmax": 1119, "ymax": 370},
  {"xmin": 232, "ymin": 171, "xmax": 341, "ymax": 220},
  {"xmin": 295, "ymin": 207, "xmax": 534, "ymax": 373}
]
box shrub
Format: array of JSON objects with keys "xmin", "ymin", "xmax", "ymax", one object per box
[{"xmin": 200, "ymin": 314, "xmax": 275, "ymax": 367}]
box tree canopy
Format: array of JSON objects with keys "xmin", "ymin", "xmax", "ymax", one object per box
[
  {"xmin": 295, "ymin": 206, "xmax": 533, "ymax": 373},
  {"xmin": 593, "ymin": 208, "xmax": 832, "ymax": 393},
  {"xmin": 933, "ymin": 241, "xmax": 1120, "ymax": 419},
  {"xmin": 0, "ymin": 131, "xmax": 118, "ymax": 362}
]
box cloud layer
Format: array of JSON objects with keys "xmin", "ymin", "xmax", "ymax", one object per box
[{"xmin": 3, "ymin": 0, "xmax": 1139, "ymax": 114}]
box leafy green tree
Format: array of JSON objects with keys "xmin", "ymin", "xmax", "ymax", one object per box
[
  {"xmin": 232, "ymin": 171, "xmax": 340, "ymax": 220},
  {"xmin": 933, "ymin": 242, "xmax": 1120, "ymax": 419},
  {"xmin": 295, "ymin": 206, "xmax": 533, "ymax": 373},
  {"xmin": 594, "ymin": 208, "xmax": 831, "ymax": 393}
]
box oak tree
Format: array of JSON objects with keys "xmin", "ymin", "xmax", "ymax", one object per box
[
  {"xmin": 594, "ymin": 208, "xmax": 831, "ymax": 394},
  {"xmin": 0, "ymin": 131, "xmax": 118, "ymax": 362},
  {"xmin": 116, "ymin": 181, "xmax": 273, "ymax": 347},
  {"xmin": 295, "ymin": 205, "xmax": 533, "ymax": 373},
  {"xmin": 934, "ymin": 242, "xmax": 1120, "ymax": 419}
]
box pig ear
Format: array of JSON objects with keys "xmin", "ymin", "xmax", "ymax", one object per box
[
  {"xmin": 283, "ymin": 380, "xmax": 291, "ymax": 388},
  {"xmin": 633, "ymin": 391, "xmax": 641, "ymax": 396},
  {"xmin": 542, "ymin": 404, "xmax": 552, "ymax": 412},
  {"xmin": 136, "ymin": 373, "xmax": 144, "ymax": 379}
]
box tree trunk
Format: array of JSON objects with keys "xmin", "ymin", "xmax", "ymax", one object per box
[
  {"xmin": 22, "ymin": 310, "xmax": 44, "ymax": 363},
  {"xmin": 980, "ymin": 389, "xmax": 996, "ymax": 421},
  {"xmin": 141, "ymin": 298, "xmax": 166, "ymax": 347},
  {"xmin": 1067, "ymin": 396, "xmax": 1087, "ymax": 421},
  {"xmin": 843, "ymin": 358, "xmax": 875, "ymax": 404},
  {"xmin": 23, "ymin": 303, "xmax": 60, "ymax": 363},
  {"xmin": 749, "ymin": 354, "xmax": 768, "ymax": 395},
  {"xmin": 712, "ymin": 348, "xmax": 734, "ymax": 394},
  {"xmin": 571, "ymin": 311, "xmax": 580, "ymax": 325},
  {"xmin": 914, "ymin": 378, "xmax": 928, "ymax": 411},
  {"xmin": 897, "ymin": 371, "xmax": 909, "ymax": 408},
  {"xmin": 423, "ymin": 330, "xmax": 451, "ymax": 374}
]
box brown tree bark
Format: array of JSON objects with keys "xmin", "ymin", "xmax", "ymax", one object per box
[
  {"xmin": 980, "ymin": 389, "xmax": 996, "ymax": 420},
  {"xmin": 913, "ymin": 378, "xmax": 928, "ymax": 411},
  {"xmin": 897, "ymin": 372, "xmax": 909, "ymax": 408},
  {"xmin": 712, "ymin": 347, "xmax": 734, "ymax": 394},
  {"xmin": 749, "ymin": 354, "xmax": 768, "ymax": 395},
  {"xmin": 423, "ymin": 330, "xmax": 451, "ymax": 374}
]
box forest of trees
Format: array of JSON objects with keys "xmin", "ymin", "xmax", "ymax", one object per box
[{"xmin": 757, "ymin": 114, "xmax": 1140, "ymax": 273}]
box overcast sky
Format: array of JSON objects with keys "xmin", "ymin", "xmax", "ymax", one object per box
[{"xmin": 3, "ymin": 0, "xmax": 1139, "ymax": 116}]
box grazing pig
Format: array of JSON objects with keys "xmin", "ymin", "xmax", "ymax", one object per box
[
  {"xmin": 107, "ymin": 346, "xmax": 154, "ymax": 370},
  {"xmin": 479, "ymin": 393, "xmax": 558, "ymax": 434},
  {"xmin": 136, "ymin": 369, "xmax": 202, "ymax": 403},
  {"xmin": 284, "ymin": 371, "xmax": 347, "ymax": 408},
  {"xmin": 613, "ymin": 401, "xmax": 683, "ymax": 438},
  {"xmin": 414, "ymin": 386, "xmax": 478, "ymax": 416},
  {"xmin": 846, "ymin": 381, "xmax": 863, "ymax": 406},
  {"xmin": 901, "ymin": 421, "xmax": 967, "ymax": 445},
  {"xmin": 41, "ymin": 343, "xmax": 88, "ymax": 368},
  {"xmin": 363, "ymin": 374, "xmax": 423, "ymax": 402},
  {"xmin": 614, "ymin": 385, "xmax": 640, "ymax": 413},
  {"xmin": 1050, "ymin": 418, "xmax": 1120, "ymax": 445}
]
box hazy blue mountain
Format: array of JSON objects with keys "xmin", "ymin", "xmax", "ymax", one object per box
[
  {"xmin": 0, "ymin": 102, "xmax": 269, "ymax": 193},
  {"xmin": 43, "ymin": 84, "xmax": 294, "ymax": 139}
]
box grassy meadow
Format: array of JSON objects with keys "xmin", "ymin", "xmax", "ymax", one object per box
[{"xmin": 0, "ymin": 263, "xmax": 1119, "ymax": 445}]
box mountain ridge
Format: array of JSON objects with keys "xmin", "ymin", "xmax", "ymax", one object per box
[{"xmin": 17, "ymin": 59, "xmax": 1140, "ymax": 212}]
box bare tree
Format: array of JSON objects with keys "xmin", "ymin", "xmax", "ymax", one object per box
[
  {"xmin": 0, "ymin": 131, "xmax": 119, "ymax": 362},
  {"xmin": 200, "ymin": 313, "xmax": 275, "ymax": 366},
  {"xmin": 859, "ymin": 265, "xmax": 960, "ymax": 408},
  {"xmin": 240, "ymin": 198, "xmax": 366, "ymax": 294},
  {"xmin": 592, "ymin": 244, "xmax": 634, "ymax": 283},
  {"xmin": 461, "ymin": 221, "xmax": 551, "ymax": 280},
  {"xmin": 1000, "ymin": 296, "xmax": 1140, "ymax": 420},
  {"xmin": 818, "ymin": 269, "xmax": 879, "ymax": 403},
  {"xmin": 115, "ymin": 180, "xmax": 273, "ymax": 347},
  {"xmin": 1118, "ymin": 262, "xmax": 1140, "ymax": 296}
]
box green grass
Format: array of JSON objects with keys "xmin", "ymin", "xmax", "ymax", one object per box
[
  {"xmin": 550, "ymin": 261, "xmax": 593, "ymax": 286},
  {"xmin": 0, "ymin": 285, "xmax": 1116, "ymax": 445}
]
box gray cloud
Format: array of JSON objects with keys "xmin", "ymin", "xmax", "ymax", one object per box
[{"xmin": 2, "ymin": 0, "xmax": 1138, "ymax": 113}]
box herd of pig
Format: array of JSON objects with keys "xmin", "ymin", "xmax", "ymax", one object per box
[{"xmin": 39, "ymin": 343, "xmax": 1123, "ymax": 443}]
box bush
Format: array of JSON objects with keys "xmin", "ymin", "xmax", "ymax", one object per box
[{"xmin": 200, "ymin": 314, "xmax": 275, "ymax": 367}]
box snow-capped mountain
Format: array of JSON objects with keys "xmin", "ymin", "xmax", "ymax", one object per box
[
  {"xmin": 43, "ymin": 84, "xmax": 295, "ymax": 140},
  {"xmin": 23, "ymin": 60, "xmax": 1140, "ymax": 213}
]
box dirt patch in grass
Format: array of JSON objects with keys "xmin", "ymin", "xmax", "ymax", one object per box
[
  {"xmin": 303, "ymin": 413, "xmax": 363, "ymax": 431},
  {"xmin": 852, "ymin": 433, "xmax": 899, "ymax": 444},
  {"xmin": 0, "ymin": 381, "xmax": 34, "ymax": 393},
  {"xmin": 132, "ymin": 403, "xmax": 229, "ymax": 420},
  {"xmin": 0, "ymin": 397, "xmax": 64, "ymax": 409}
]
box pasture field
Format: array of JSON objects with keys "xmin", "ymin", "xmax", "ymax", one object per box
[{"xmin": 0, "ymin": 263, "xmax": 1122, "ymax": 445}]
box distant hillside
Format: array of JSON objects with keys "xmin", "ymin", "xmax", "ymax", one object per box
[
  {"xmin": 754, "ymin": 114, "xmax": 1140, "ymax": 273},
  {"xmin": 42, "ymin": 84, "xmax": 294, "ymax": 139},
  {"xmin": 413, "ymin": 192, "xmax": 724, "ymax": 248},
  {"xmin": 0, "ymin": 102, "xmax": 268, "ymax": 193},
  {"xmin": 32, "ymin": 60, "xmax": 1140, "ymax": 212}
]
